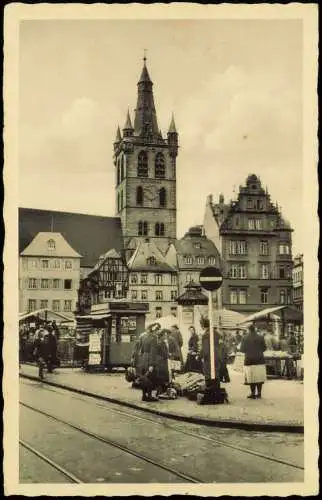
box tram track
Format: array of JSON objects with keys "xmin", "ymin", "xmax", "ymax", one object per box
[
  {"xmin": 36, "ymin": 382, "xmax": 303, "ymax": 472},
  {"xmin": 20, "ymin": 401, "xmax": 202, "ymax": 483},
  {"xmin": 20, "ymin": 440, "xmax": 83, "ymax": 483}
]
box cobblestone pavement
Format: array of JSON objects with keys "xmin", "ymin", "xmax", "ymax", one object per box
[{"xmin": 19, "ymin": 364, "xmax": 304, "ymax": 429}]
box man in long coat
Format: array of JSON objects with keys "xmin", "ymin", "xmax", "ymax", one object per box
[{"xmin": 200, "ymin": 319, "xmax": 222, "ymax": 385}]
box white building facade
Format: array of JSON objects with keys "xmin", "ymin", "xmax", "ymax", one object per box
[{"xmin": 19, "ymin": 232, "xmax": 81, "ymax": 319}]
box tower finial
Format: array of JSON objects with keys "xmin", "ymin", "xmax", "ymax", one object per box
[{"xmin": 143, "ymin": 48, "xmax": 147, "ymax": 64}]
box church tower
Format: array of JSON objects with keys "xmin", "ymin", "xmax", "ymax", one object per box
[{"xmin": 114, "ymin": 58, "xmax": 178, "ymax": 260}]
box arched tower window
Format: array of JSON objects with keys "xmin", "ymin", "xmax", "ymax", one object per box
[
  {"xmin": 160, "ymin": 223, "xmax": 165, "ymax": 236},
  {"xmin": 120, "ymin": 156, "xmax": 124, "ymax": 181},
  {"xmin": 143, "ymin": 222, "xmax": 148, "ymax": 236},
  {"xmin": 138, "ymin": 221, "xmax": 143, "ymax": 236},
  {"xmin": 155, "ymin": 152, "xmax": 165, "ymax": 178},
  {"xmin": 120, "ymin": 189, "xmax": 123, "ymax": 210},
  {"xmin": 159, "ymin": 188, "xmax": 166, "ymax": 207},
  {"xmin": 117, "ymin": 192, "xmax": 120, "ymax": 212},
  {"xmin": 155, "ymin": 223, "xmax": 160, "ymax": 236},
  {"xmin": 136, "ymin": 186, "xmax": 143, "ymax": 205},
  {"xmin": 138, "ymin": 151, "xmax": 148, "ymax": 177},
  {"xmin": 117, "ymin": 163, "xmax": 120, "ymax": 185}
]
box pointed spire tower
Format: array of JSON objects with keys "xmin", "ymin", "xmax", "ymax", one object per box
[
  {"xmin": 123, "ymin": 109, "xmax": 134, "ymax": 137},
  {"xmin": 167, "ymin": 113, "xmax": 178, "ymax": 158},
  {"xmin": 134, "ymin": 55, "xmax": 159, "ymax": 138}
]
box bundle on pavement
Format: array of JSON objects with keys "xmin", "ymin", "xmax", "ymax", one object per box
[{"xmin": 173, "ymin": 372, "xmax": 206, "ymax": 397}]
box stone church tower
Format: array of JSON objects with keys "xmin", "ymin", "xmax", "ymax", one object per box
[{"xmin": 114, "ymin": 58, "xmax": 178, "ymax": 260}]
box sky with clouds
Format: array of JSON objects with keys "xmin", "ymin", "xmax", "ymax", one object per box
[{"xmin": 19, "ymin": 19, "xmax": 303, "ymax": 253}]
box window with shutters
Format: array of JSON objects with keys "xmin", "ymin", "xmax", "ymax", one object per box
[
  {"xmin": 159, "ymin": 188, "xmax": 166, "ymax": 207},
  {"xmin": 64, "ymin": 300, "xmax": 72, "ymax": 312},
  {"xmin": 40, "ymin": 300, "xmax": 48, "ymax": 309},
  {"xmin": 52, "ymin": 300, "xmax": 60, "ymax": 312},
  {"xmin": 156, "ymin": 290, "xmax": 163, "ymax": 301},
  {"xmin": 261, "ymin": 289, "xmax": 269, "ymax": 304},
  {"xmin": 260, "ymin": 241, "xmax": 269, "ymax": 255},
  {"xmin": 155, "ymin": 152, "xmax": 165, "ymax": 178},
  {"xmin": 53, "ymin": 279, "xmax": 61, "ymax": 289},
  {"xmin": 28, "ymin": 299, "xmax": 37, "ymax": 312},
  {"xmin": 260, "ymin": 264, "xmax": 269, "ymax": 279},
  {"xmin": 28, "ymin": 278, "xmax": 37, "ymax": 289},
  {"xmin": 156, "ymin": 307, "xmax": 162, "ymax": 318},
  {"xmin": 138, "ymin": 151, "xmax": 148, "ymax": 177},
  {"xmin": 136, "ymin": 186, "xmax": 143, "ymax": 205},
  {"xmin": 41, "ymin": 279, "xmax": 49, "ymax": 289}
]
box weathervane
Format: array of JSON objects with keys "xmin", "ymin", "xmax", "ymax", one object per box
[{"xmin": 143, "ymin": 48, "xmax": 147, "ymax": 63}]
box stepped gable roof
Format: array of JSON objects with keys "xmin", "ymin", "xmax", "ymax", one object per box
[
  {"xmin": 127, "ymin": 239, "xmax": 176, "ymax": 272},
  {"xmin": 19, "ymin": 208, "xmax": 124, "ymax": 268},
  {"xmin": 21, "ymin": 232, "xmax": 81, "ymax": 258}
]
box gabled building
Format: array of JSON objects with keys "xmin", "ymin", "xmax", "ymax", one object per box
[
  {"xmin": 76, "ymin": 248, "xmax": 129, "ymax": 315},
  {"xmin": 19, "ymin": 232, "xmax": 81, "ymax": 318},
  {"xmin": 113, "ymin": 58, "xmax": 178, "ymax": 260},
  {"xmin": 19, "ymin": 208, "xmax": 124, "ymax": 279},
  {"xmin": 127, "ymin": 238, "xmax": 178, "ymax": 319},
  {"xmin": 204, "ymin": 174, "xmax": 293, "ymax": 313},
  {"xmin": 166, "ymin": 226, "xmax": 221, "ymax": 296}
]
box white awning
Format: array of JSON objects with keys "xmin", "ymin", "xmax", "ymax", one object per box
[
  {"xmin": 239, "ymin": 306, "xmax": 286, "ymax": 325},
  {"xmin": 19, "ymin": 308, "xmax": 73, "ymax": 323}
]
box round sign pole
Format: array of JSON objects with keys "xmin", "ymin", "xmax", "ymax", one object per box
[
  {"xmin": 208, "ymin": 289, "xmax": 215, "ymax": 380},
  {"xmin": 198, "ymin": 266, "xmax": 228, "ymax": 405}
]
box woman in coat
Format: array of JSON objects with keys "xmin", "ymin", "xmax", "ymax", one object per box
[
  {"xmin": 240, "ymin": 324, "xmax": 267, "ymax": 399},
  {"xmin": 184, "ymin": 326, "xmax": 203, "ymax": 373}
]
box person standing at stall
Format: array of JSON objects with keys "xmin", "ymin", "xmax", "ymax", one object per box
[
  {"xmin": 240, "ymin": 324, "xmax": 267, "ymax": 399},
  {"xmin": 200, "ymin": 318, "xmax": 222, "ymax": 385},
  {"xmin": 169, "ymin": 325, "xmax": 183, "ymax": 372},
  {"xmin": 140, "ymin": 324, "xmax": 161, "ymax": 402},
  {"xmin": 184, "ymin": 325, "xmax": 203, "ymax": 373},
  {"xmin": 46, "ymin": 325, "xmax": 58, "ymax": 373}
]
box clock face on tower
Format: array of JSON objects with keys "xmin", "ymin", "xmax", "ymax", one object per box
[{"xmin": 145, "ymin": 186, "xmax": 158, "ymax": 202}]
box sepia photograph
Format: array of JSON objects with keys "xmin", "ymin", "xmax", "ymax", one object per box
[{"xmin": 3, "ymin": 3, "xmax": 319, "ymax": 496}]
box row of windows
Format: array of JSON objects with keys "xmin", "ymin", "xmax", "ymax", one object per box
[
  {"xmin": 156, "ymin": 306, "xmax": 177, "ymax": 319},
  {"xmin": 136, "ymin": 186, "xmax": 167, "ymax": 207},
  {"xmin": 246, "ymin": 199, "xmax": 265, "ymax": 210},
  {"xmin": 131, "ymin": 290, "xmax": 177, "ymax": 301},
  {"xmin": 130, "ymin": 273, "xmax": 177, "ymax": 285},
  {"xmin": 23, "ymin": 258, "xmax": 75, "ymax": 270},
  {"xmin": 229, "ymin": 288, "xmax": 292, "ymax": 305},
  {"xmin": 293, "ymin": 269, "xmax": 303, "ymax": 283},
  {"xmin": 183, "ymin": 255, "xmax": 216, "ymax": 266},
  {"xmin": 138, "ymin": 221, "xmax": 166, "ymax": 237},
  {"xmin": 228, "ymin": 264, "xmax": 291, "ymax": 280},
  {"xmin": 27, "ymin": 299, "xmax": 73, "ymax": 313},
  {"xmin": 293, "ymin": 287, "xmax": 303, "ymax": 299},
  {"xmin": 228, "ymin": 241, "xmax": 290, "ymax": 256},
  {"xmin": 27, "ymin": 278, "xmax": 73, "ymax": 290},
  {"xmin": 138, "ymin": 151, "xmax": 166, "ymax": 179}
]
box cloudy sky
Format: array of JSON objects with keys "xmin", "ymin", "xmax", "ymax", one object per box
[{"xmin": 19, "ymin": 19, "xmax": 303, "ymax": 253}]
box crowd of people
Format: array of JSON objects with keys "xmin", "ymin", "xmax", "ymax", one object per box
[
  {"xmin": 128, "ymin": 319, "xmax": 233, "ymax": 402},
  {"xmin": 127, "ymin": 318, "xmax": 302, "ymax": 402},
  {"xmin": 19, "ymin": 321, "xmax": 60, "ymax": 378}
]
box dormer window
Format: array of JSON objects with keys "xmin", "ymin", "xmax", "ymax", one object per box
[
  {"xmin": 47, "ymin": 239, "xmax": 56, "ymax": 250},
  {"xmin": 147, "ymin": 256, "xmax": 156, "ymax": 266},
  {"xmin": 194, "ymin": 243, "xmax": 201, "ymax": 249}
]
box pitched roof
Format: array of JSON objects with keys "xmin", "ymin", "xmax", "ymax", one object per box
[
  {"xmin": 174, "ymin": 230, "xmax": 221, "ymax": 269},
  {"xmin": 91, "ymin": 248, "xmax": 123, "ymax": 272},
  {"xmin": 127, "ymin": 239, "xmax": 176, "ymax": 272},
  {"xmin": 21, "ymin": 232, "xmax": 82, "ymax": 258},
  {"xmin": 19, "ymin": 208, "xmax": 124, "ymax": 268}
]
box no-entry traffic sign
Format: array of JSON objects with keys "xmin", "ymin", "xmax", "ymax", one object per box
[{"xmin": 199, "ymin": 266, "xmax": 223, "ymax": 291}]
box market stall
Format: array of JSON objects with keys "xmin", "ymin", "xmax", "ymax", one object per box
[
  {"xmin": 74, "ymin": 300, "xmax": 149, "ymax": 371},
  {"xmin": 236, "ymin": 305, "xmax": 304, "ymax": 378}
]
